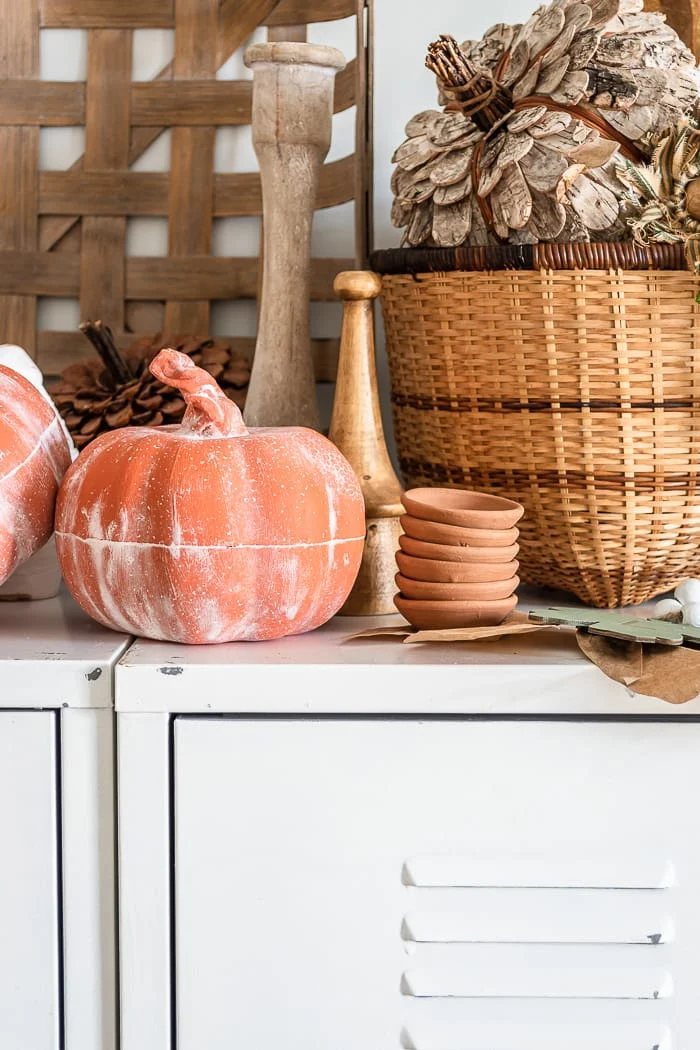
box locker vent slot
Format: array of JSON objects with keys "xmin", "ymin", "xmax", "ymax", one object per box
[{"xmin": 403, "ymin": 854, "xmax": 675, "ymax": 890}]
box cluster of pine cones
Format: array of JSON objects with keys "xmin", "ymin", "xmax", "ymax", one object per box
[
  {"xmin": 392, "ymin": 0, "xmax": 700, "ymax": 247},
  {"xmin": 50, "ymin": 331, "xmax": 250, "ymax": 450}
]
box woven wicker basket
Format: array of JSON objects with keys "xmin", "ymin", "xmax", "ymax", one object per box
[{"xmin": 371, "ymin": 242, "xmax": 700, "ymax": 608}]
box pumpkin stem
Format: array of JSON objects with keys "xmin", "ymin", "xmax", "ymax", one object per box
[{"xmin": 149, "ymin": 349, "xmax": 248, "ymax": 437}]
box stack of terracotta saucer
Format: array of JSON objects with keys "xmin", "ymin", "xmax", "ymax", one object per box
[{"xmin": 394, "ymin": 488, "xmax": 524, "ymax": 630}]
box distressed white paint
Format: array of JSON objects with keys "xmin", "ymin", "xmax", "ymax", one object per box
[
  {"xmin": 56, "ymin": 354, "xmax": 365, "ymax": 644},
  {"xmin": 0, "ymin": 345, "xmax": 76, "ymax": 458},
  {"xmin": 0, "ymin": 351, "xmax": 72, "ymax": 598},
  {"xmin": 0, "ymin": 368, "xmax": 71, "ymax": 585},
  {"xmin": 0, "ymin": 591, "xmax": 129, "ymax": 708}
]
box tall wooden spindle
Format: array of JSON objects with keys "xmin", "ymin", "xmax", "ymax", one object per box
[
  {"xmin": 330, "ymin": 271, "xmax": 404, "ymax": 615},
  {"xmin": 243, "ymin": 41, "xmax": 345, "ymax": 429}
]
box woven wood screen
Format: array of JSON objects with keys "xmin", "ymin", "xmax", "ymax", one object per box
[{"xmin": 0, "ymin": 0, "xmax": 372, "ymax": 381}]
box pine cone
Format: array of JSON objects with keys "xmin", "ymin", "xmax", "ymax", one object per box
[
  {"xmin": 391, "ymin": 0, "xmax": 700, "ymax": 247},
  {"xmin": 49, "ymin": 327, "xmax": 251, "ymax": 450}
]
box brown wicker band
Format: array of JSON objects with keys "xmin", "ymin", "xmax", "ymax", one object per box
[{"xmin": 370, "ymin": 242, "xmax": 688, "ymax": 274}]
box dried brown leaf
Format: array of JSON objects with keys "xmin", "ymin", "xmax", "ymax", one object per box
[
  {"xmin": 469, "ymin": 197, "xmax": 494, "ymax": 246},
  {"xmin": 535, "ymin": 54, "xmax": 570, "ymax": 95},
  {"xmin": 433, "ymin": 173, "xmax": 471, "ymax": 205},
  {"xmin": 512, "ymin": 57, "xmax": 542, "ymax": 101},
  {"xmin": 529, "ymin": 189, "xmax": 567, "ymax": 240},
  {"xmin": 428, "ymin": 112, "xmax": 474, "ymax": 147},
  {"xmin": 391, "ymin": 197, "xmax": 412, "ymax": 228},
  {"xmin": 529, "ymin": 110, "xmax": 573, "ymax": 138},
  {"xmin": 507, "ymin": 105, "xmax": 548, "ymax": 133},
  {"xmin": 526, "ymin": 4, "xmax": 566, "ymax": 56},
  {"xmin": 496, "ymin": 130, "xmax": 535, "ymax": 169},
  {"xmin": 405, "ymin": 111, "xmax": 439, "ymax": 139},
  {"xmin": 392, "ymin": 135, "xmax": 436, "ymax": 172},
  {"xmin": 503, "ymin": 38, "xmax": 531, "ymax": 86},
  {"xmin": 432, "ymin": 197, "xmax": 472, "ymax": 246},
  {"xmin": 586, "ymin": 65, "xmax": 639, "ymax": 110},
  {"xmin": 603, "ymin": 104, "xmax": 653, "ymax": 140},
  {"xmin": 541, "ymin": 21, "xmax": 577, "ymax": 65},
  {"xmin": 564, "ymin": 3, "xmax": 594, "ymax": 34},
  {"xmin": 587, "ymin": 0, "xmax": 620, "ymax": 28},
  {"xmin": 549, "ymin": 70, "xmax": 590, "ymax": 106},
  {"xmin": 490, "ymin": 161, "xmax": 533, "ymax": 233},
  {"xmin": 569, "ymin": 135, "xmax": 620, "ymax": 167},
  {"xmin": 428, "ymin": 147, "xmax": 474, "ymax": 187},
  {"xmin": 595, "ymin": 33, "xmax": 645, "ymax": 66},
  {"xmin": 520, "ymin": 141, "xmax": 568, "ymax": 191},
  {"xmin": 567, "ymin": 173, "xmax": 619, "ymax": 229},
  {"xmin": 407, "ymin": 201, "xmax": 433, "ymax": 246},
  {"xmin": 569, "ymin": 27, "xmax": 601, "ymax": 68},
  {"xmin": 396, "ymin": 177, "xmax": 434, "ymax": 204}
]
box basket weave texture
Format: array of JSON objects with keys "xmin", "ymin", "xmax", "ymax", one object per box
[{"xmin": 373, "ymin": 244, "xmax": 700, "ymax": 608}]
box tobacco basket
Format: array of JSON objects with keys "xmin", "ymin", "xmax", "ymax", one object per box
[{"xmin": 372, "ymin": 242, "xmax": 700, "ymax": 608}]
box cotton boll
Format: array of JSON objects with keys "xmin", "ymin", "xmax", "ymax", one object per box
[
  {"xmin": 654, "ymin": 597, "xmax": 683, "ymax": 622},
  {"xmin": 682, "ymin": 603, "xmax": 700, "ymax": 628},
  {"xmin": 674, "ymin": 578, "xmax": 700, "ymax": 607}
]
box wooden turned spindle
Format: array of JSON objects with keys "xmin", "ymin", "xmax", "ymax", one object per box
[
  {"xmin": 330, "ymin": 271, "xmax": 404, "ymax": 615},
  {"xmin": 243, "ymin": 41, "xmax": 346, "ymax": 429}
]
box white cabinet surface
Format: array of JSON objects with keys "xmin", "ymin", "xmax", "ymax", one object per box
[
  {"xmin": 0, "ymin": 592, "xmax": 129, "ymax": 1050},
  {"xmin": 116, "ymin": 606, "xmax": 700, "ymax": 1050},
  {"xmin": 173, "ymin": 718, "xmax": 699, "ymax": 1050},
  {"xmin": 0, "ymin": 712, "xmax": 60, "ymax": 1050}
]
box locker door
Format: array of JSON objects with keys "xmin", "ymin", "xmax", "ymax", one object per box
[
  {"xmin": 175, "ymin": 719, "xmax": 700, "ymax": 1050},
  {"xmin": 0, "ymin": 711, "xmax": 60, "ymax": 1050}
]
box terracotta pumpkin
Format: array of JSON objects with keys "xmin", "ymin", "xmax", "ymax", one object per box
[
  {"xmin": 0, "ymin": 364, "xmax": 72, "ymax": 586},
  {"xmin": 55, "ymin": 349, "xmax": 365, "ymax": 643}
]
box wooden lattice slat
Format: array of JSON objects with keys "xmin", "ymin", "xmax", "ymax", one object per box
[
  {"xmin": 0, "ymin": 0, "xmax": 40, "ymax": 352},
  {"xmin": 0, "ymin": 0, "xmax": 371, "ymax": 376},
  {"xmin": 39, "ymin": 0, "xmax": 355, "ymax": 28},
  {"xmin": 38, "ymin": 155, "xmax": 356, "ymax": 215},
  {"xmin": 0, "ymin": 64, "xmax": 357, "ymax": 126}
]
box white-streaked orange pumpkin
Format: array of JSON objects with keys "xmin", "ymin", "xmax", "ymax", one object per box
[
  {"xmin": 0, "ymin": 364, "xmax": 72, "ymax": 586},
  {"xmin": 56, "ymin": 349, "xmax": 365, "ymax": 643}
]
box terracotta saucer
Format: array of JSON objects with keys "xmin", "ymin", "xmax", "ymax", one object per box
[
  {"xmin": 394, "ymin": 593, "xmax": 518, "ymax": 629},
  {"xmin": 400, "ymin": 514, "xmax": 519, "ymax": 548},
  {"xmin": 396, "ymin": 550, "xmax": 518, "ymax": 584},
  {"xmin": 395, "ymin": 572, "xmax": 519, "ymax": 602},
  {"xmin": 401, "ymin": 488, "xmax": 524, "ymax": 530},
  {"xmin": 399, "ymin": 534, "xmax": 520, "ymax": 564}
]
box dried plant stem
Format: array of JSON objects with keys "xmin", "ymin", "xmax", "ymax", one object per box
[
  {"xmin": 79, "ymin": 320, "xmax": 132, "ymax": 386},
  {"xmin": 426, "ymin": 35, "xmax": 512, "ymax": 132}
]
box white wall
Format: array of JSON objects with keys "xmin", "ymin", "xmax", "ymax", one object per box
[{"xmin": 373, "ymin": 0, "xmax": 536, "ymax": 248}]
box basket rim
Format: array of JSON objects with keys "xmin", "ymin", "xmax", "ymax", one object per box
[{"xmin": 370, "ymin": 241, "xmax": 689, "ymax": 274}]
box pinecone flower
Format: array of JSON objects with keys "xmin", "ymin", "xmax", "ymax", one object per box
[
  {"xmin": 49, "ymin": 324, "xmax": 251, "ymax": 450},
  {"xmin": 391, "ymin": 0, "xmax": 700, "ymax": 247}
]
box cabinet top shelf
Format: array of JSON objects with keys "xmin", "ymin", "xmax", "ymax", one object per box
[
  {"xmin": 116, "ymin": 588, "xmax": 700, "ymax": 718},
  {"xmin": 0, "ymin": 591, "xmax": 130, "ymax": 709}
]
